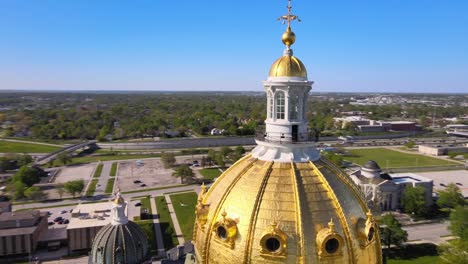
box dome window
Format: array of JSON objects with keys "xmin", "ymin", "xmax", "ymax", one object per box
[
  {"xmin": 260, "ymin": 222, "xmax": 288, "ymax": 258},
  {"xmin": 213, "ymin": 210, "xmax": 238, "ymax": 249},
  {"xmin": 325, "ymin": 238, "xmax": 339, "ymax": 254},
  {"xmin": 316, "ymin": 219, "xmax": 344, "ymax": 259},
  {"xmin": 356, "ymin": 211, "xmax": 377, "ymax": 248},
  {"xmin": 217, "ymin": 226, "xmax": 228, "ymax": 240},
  {"xmin": 265, "ymin": 237, "xmax": 281, "ymax": 252}
]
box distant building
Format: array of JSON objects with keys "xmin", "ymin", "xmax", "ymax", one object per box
[
  {"xmin": 379, "ymin": 121, "xmax": 418, "ymax": 132},
  {"xmin": 418, "ymin": 144, "xmax": 468, "ymax": 156},
  {"xmin": 350, "ymin": 161, "xmax": 433, "ymax": 211},
  {"xmin": 66, "ymin": 202, "xmax": 113, "ymax": 252},
  {"xmin": 0, "ymin": 210, "xmax": 48, "ymax": 256}
]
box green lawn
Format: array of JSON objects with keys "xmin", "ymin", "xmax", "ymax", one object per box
[
  {"xmin": 0, "ymin": 140, "xmax": 61, "ymax": 153},
  {"xmin": 155, "ymin": 196, "xmax": 178, "ymax": 249},
  {"xmin": 109, "ymin": 162, "xmax": 118, "ymax": 177},
  {"xmin": 388, "ymin": 256, "xmax": 439, "ymax": 264},
  {"xmin": 104, "ymin": 178, "xmax": 115, "ymax": 194},
  {"xmin": 93, "ymin": 163, "xmax": 103, "ymax": 178},
  {"xmin": 199, "ymin": 168, "xmax": 222, "ymax": 180},
  {"xmin": 85, "ymin": 179, "xmax": 99, "ymax": 196},
  {"xmin": 344, "ymin": 148, "xmax": 459, "ymax": 169},
  {"xmin": 170, "ymin": 192, "xmax": 197, "ymax": 241},
  {"xmin": 140, "ymin": 196, "xmax": 153, "ymax": 214}
]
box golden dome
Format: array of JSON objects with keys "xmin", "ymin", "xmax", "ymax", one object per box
[
  {"xmin": 193, "ymin": 155, "xmax": 382, "ymax": 263},
  {"xmin": 269, "ymin": 54, "xmax": 307, "ymax": 78}
]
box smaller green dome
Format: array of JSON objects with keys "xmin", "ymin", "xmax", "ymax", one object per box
[{"xmin": 91, "ymin": 221, "xmax": 150, "ymax": 264}]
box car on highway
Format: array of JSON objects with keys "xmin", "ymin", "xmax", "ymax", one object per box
[
  {"xmin": 133, "ymin": 180, "xmax": 142, "ymax": 184},
  {"xmin": 60, "ymin": 210, "xmax": 67, "ymax": 214},
  {"xmin": 53, "ymin": 217, "xmax": 63, "ymax": 222},
  {"xmin": 140, "ymin": 184, "xmax": 146, "ymax": 187}
]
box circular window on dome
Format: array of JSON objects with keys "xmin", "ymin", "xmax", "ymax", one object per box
[
  {"xmin": 265, "ymin": 237, "xmax": 281, "ymax": 252},
  {"xmin": 217, "ymin": 225, "xmax": 228, "ymax": 240},
  {"xmin": 367, "ymin": 227, "xmax": 375, "ymax": 242},
  {"xmin": 325, "ymin": 238, "xmax": 339, "ymax": 254}
]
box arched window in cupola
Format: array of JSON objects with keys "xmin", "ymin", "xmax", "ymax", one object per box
[
  {"xmin": 289, "ymin": 93, "xmax": 299, "ymax": 120},
  {"xmin": 275, "ymin": 91, "xmax": 285, "ymax": 120}
]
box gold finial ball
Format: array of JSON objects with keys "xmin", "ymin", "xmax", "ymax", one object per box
[{"xmin": 282, "ymin": 30, "xmax": 296, "ymax": 46}]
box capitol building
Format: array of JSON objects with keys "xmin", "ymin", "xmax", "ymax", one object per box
[{"xmin": 90, "ymin": 1, "xmax": 382, "ymax": 263}]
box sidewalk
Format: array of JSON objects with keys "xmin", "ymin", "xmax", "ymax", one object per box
[
  {"xmin": 164, "ymin": 195, "xmax": 185, "ymax": 245},
  {"xmin": 150, "ymin": 196, "xmax": 166, "ymax": 256}
]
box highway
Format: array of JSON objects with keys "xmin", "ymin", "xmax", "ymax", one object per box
[{"xmin": 97, "ymin": 136, "xmax": 468, "ymax": 150}]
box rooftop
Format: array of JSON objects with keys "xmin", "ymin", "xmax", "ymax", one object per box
[
  {"xmin": 0, "ymin": 209, "xmax": 41, "ymax": 222},
  {"xmin": 390, "ymin": 173, "xmax": 433, "ymax": 184},
  {"xmin": 67, "ymin": 202, "xmax": 113, "ymax": 229}
]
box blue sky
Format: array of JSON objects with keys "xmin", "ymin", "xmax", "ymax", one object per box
[{"xmin": 1, "ymin": 0, "xmax": 467, "ymax": 93}]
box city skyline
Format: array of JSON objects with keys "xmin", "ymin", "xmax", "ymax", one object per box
[{"xmin": 1, "ymin": 0, "xmax": 467, "ymax": 93}]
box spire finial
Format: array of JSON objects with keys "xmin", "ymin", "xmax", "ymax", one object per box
[
  {"xmin": 278, "ymin": 0, "xmax": 301, "ymax": 29},
  {"xmin": 278, "ymin": 0, "xmax": 301, "ymax": 49}
]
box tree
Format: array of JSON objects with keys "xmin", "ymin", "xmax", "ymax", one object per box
[
  {"xmin": 57, "ymin": 153, "xmax": 72, "ymax": 165},
  {"xmin": 161, "ymin": 153, "xmax": 176, "ymax": 168},
  {"xmin": 437, "ymin": 183, "xmax": 465, "ymax": 209},
  {"xmin": 12, "ymin": 166, "xmax": 41, "ymax": 187},
  {"xmin": 24, "ymin": 186, "xmax": 47, "ymax": 201},
  {"xmin": 379, "ymin": 213, "xmax": 408, "ymax": 249},
  {"xmin": 214, "ymin": 154, "xmax": 225, "ymax": 167},
  {"xmin": 401, "ymin": 185, "xmax": 427, "ymax": 217},
  {"xmin": 6, "ymin": 181, "xmax": 27, "ymax": 200},
  {"xmin": 16, "ymin": 154, "xmax": 33, "ymax": 167},
  {"xmin": 172, "ymin": 164, "xmax": 194, "ymax": 184},
  {"xmin": 64, "ymin": 180, "xmax": 84, "ymax": 197},
  {"xmin": 404, "ymin": 140, "xmax": 415, "ymax": 149},
  {"xmin": 0, "ymin": 157, "xmax": 15, "ymax": 172},
  {"xmin": 220, "ymin": 146, "xmax": 233, "ymax": 157},
  {"xmin": 235, "ymin": 146, "xmax": 246, "ymax": 155},
  {"xmin": 438, "ymin": 206, "xmax": 468, "ymax": 264},
  {"xmin": 56, "ymin": 183, "xmax": 65, "ymax": 199}
]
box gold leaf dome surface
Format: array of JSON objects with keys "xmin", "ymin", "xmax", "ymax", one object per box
[
  {"xmin": 269, "ymin": 55, "xmax": 307, "ymax": 78},
  {"xmin": 193, "ymin": 155, "xmax": 382, "ymax": 263}
]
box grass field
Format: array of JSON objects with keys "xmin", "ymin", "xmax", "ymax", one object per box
[
  {"xmin": 0, "ymin": 140, "xmax": 61, "ymax": 153},
  {"xmin": 388, "ymin": 256, "xmax": 439, "ymax": 264},
  {"xmin": 199, "ymin": 168, "xmax": 222, "ymax": 180},
  {"xmin": 104, "ymin": 178, "xmax": 115, "ymax": 194},
  {"xmin": 140, "ymin": 196, "xmax": 153, "ymax": 214},
  {"xmin": 85, "ymin": 179, "xmax": 99, "ymax": 196},
  {"xmin": 109, "ymin": 162, "xmax": 118, "ymax": 177},
  {"xmin": 93, "ymin": 163, "xmax": 103, "ymax": 178},
  {"xmin": 344, "ymin": 148, "xmax": 459, "ymax": 168},
  {"xmin": 170, "ymin": 192, "xmax": 197, "ymax": 241},
  {"xmin": 155, "ymin": 196, "xmax": 178, "ymax": 249}
]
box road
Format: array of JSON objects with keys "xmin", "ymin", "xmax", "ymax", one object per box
[
  {"xmin": 13, "ymin": 184, "xmax": 202, "ymax": 211},
  {"xmin": 403, "ymin": 222, "xmax": 451, "ymax": 244}
]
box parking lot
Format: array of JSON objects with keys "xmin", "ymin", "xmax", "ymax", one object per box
[
  {"xmin": 117, "ymin": 159, "xmax": 178, "ymax": 192},
  {"xmin": 39, "ymin": 205, "xmax": 75, "ymax": 229},
  {"xmin": 417, "ymin": 170, "xmax": 468, "ymax": 197}
]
